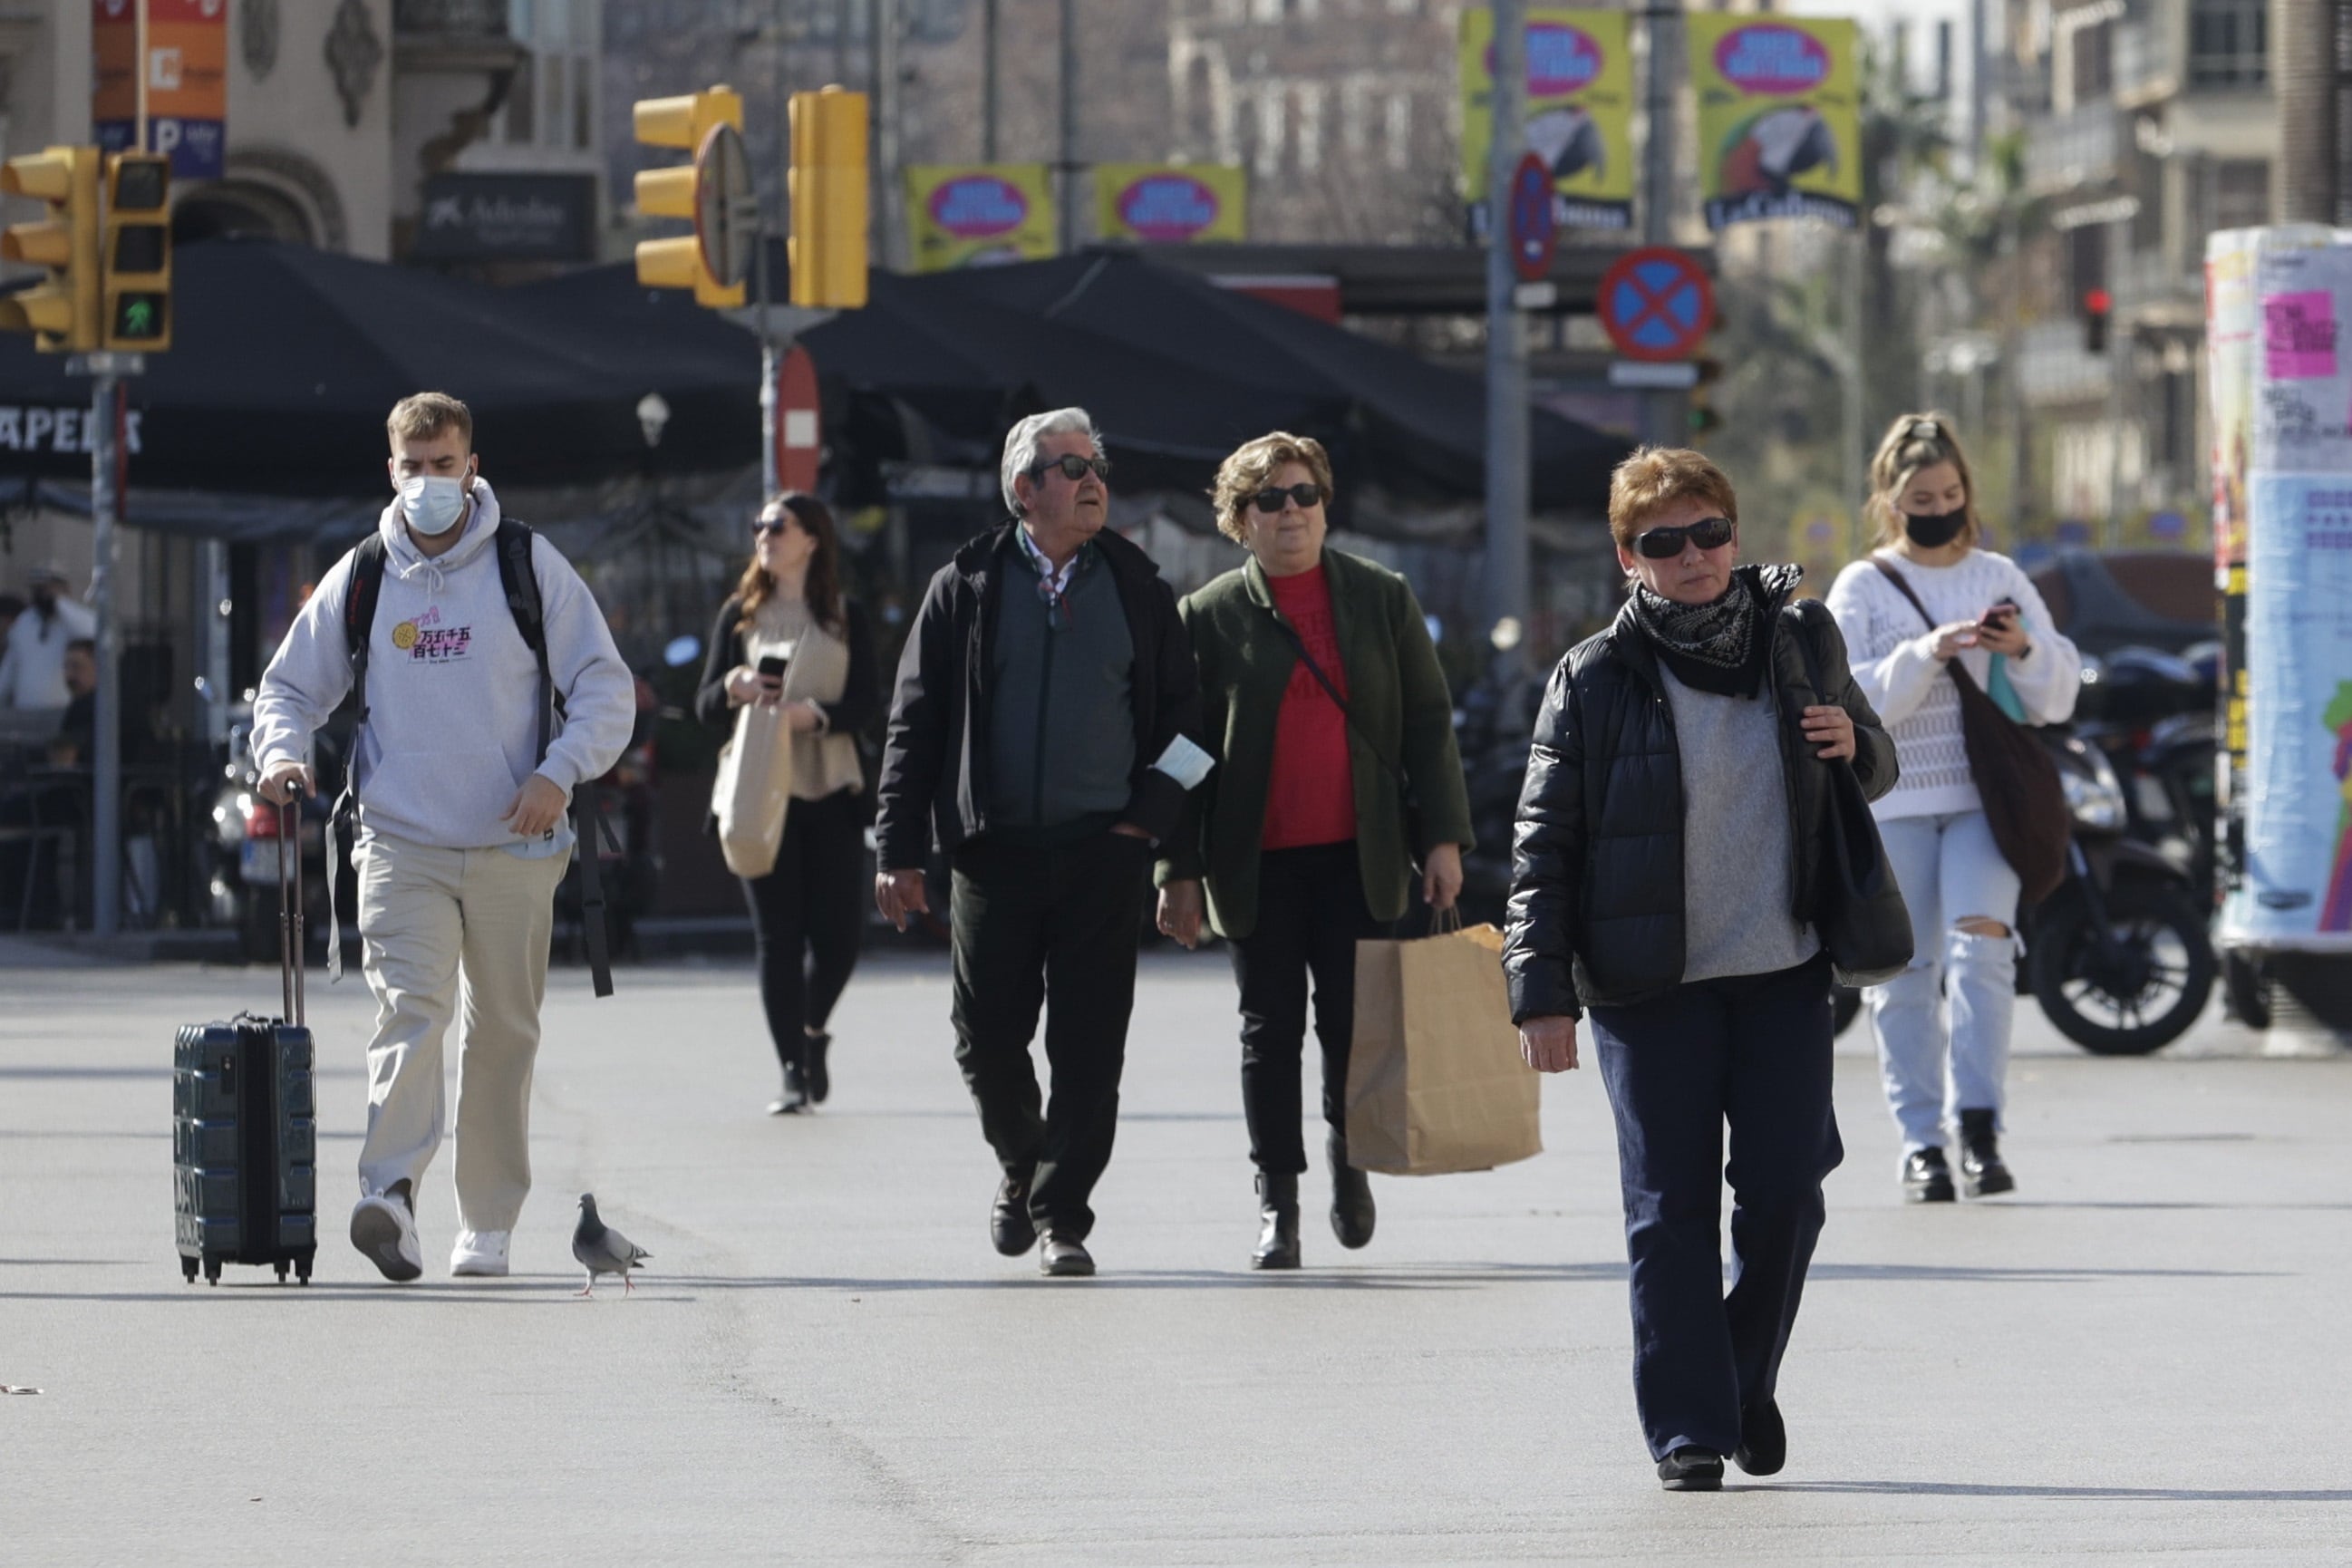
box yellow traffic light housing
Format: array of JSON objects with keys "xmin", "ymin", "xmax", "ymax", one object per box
[
  {"xmin": 0, "ymin": 146, "xmax": 102, "ymax": 353},
  {"xmin": 102, "ymin": 152, "xmax": 171, "ymax": 351},
  {"xmin": 634, "ymin": 84, "xmax": 747, "ymax": 308},
  {"xmin": 789, "ymin": 86, "xmax": 869, "ymax": 310}
]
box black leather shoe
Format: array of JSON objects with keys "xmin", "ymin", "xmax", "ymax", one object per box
[
  {"xmin": 1328, "ymin": 1129, "xmax": 1375, "ymax": 1249},
  {"xmin": 1902, "ymin": 1146, "xmax": 1956, "ymax": 1203},
  {"xmin": 1657, "ymin": 1447, "xmax": 1724, "ymax": 1491},
  {"xmin": 1040, "ymin": 1233, "xmax": 1095, "ymax": 1277},
  {"xmin": 1252, "ymin": 1171, "xmax": 1302, "ymax": 1270},
  {"xmin": 767, "ymin": 1060, "xmax": 808, "ymax": 1116},
  {"xmin": 1957, "ymin": 1108, "xmax": 2015, "ymax": 1197},
  {"xmin": 804, "ymin": 1032, "xmax": 832, "ymax": 1105},
  {"xmin": 1733, "ymin": 1399, "xmax": 1786, "ymax": 1476},
  {"xmin": 990, "ymin": 1175, "xmax": 1037, "ymax": 1256}
]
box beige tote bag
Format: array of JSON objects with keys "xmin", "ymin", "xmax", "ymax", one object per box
[{"xmin": 713, "ymin": 698, "xmax": 795, "ymax": 878}]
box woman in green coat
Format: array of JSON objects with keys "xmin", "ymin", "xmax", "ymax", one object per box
[{"xmin": 1157, "ymin": 432, "xmax": 1474, "ymax": 1270}]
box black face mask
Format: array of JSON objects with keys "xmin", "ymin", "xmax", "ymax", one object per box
[{"xmin": 1902, "ymin": 507, "xmax": 1969, "ymax": 548}]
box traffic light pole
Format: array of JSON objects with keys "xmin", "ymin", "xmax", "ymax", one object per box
[
  {"xmin": 1484, "ymin": 0, "xmax": 1529, "ymax": 654},
  {"xmin": 77, "ymin": 353, "xmax": 139, "ymax": 936},
  {"xmin": 756, "ymin": 225, "xmax": 779, "ymax": 497}
]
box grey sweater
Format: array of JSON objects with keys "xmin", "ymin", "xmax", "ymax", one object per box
[{"xmin": 1659, "ymin": 666, "xmax": 1821, "ymax": 983}]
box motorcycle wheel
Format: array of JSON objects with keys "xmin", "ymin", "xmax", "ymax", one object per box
[
  {"xmin": 2028, "ymin": 886, "xmax": 2215, "ymax": 1055},
  {"xmin": 1831, "ymin": 984, "xmax": 1863, "ymax": 1039},
  {"xmin": 2221, "ymin": 948, "xmax": 2272, "ymax": 1031}
]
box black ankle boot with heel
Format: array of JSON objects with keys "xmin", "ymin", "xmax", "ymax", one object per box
[
  {"xmin": 1327, "ymin": 1129, "xmax": 1375, "ymax": 1249},
  {"xmin": 1253, "ymin": 1172, "xmax": 1301, "ymax": 1270}
]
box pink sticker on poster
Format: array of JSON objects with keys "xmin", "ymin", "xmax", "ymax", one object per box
[{"xmin": 2264, "ymin": 290, "xmax": 2339, "ymax": 379}]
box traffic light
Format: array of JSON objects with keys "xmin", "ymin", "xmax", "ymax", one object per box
[
  {"xmin": 102, "ymin": 152, "xmax": 170, "ymax": 351},
  {"xmin": 633, "ymin": 84, "xmax": 747, "ymax": 308},
  {"xmin": 1687, "ymin": 355, "xmax": 1724, "ymax": 443},
  {"xmin": 0, "ymin": 146, "xmax": 102, "ymax": 353},
  {"xmin": 2082, "ymin": 287, "xmax": 2112, "ymax": 354},
  {"xmin": 789, "ymin": 85, "xmax": 869, "ymax": 310}
]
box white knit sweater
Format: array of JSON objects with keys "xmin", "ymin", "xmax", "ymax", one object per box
[{"xmin": 1824, "ymin": 548, "xmax": 2083, "ymax": 820}]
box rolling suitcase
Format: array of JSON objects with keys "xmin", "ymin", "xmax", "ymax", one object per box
[{"xmin": 174, "ymin": 789, "xmax": 318, "ymax": 1286}]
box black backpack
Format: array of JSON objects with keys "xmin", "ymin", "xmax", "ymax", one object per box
[{"xmin": 335, "ymin": 518, "xmax": 615, "ymax": 996}]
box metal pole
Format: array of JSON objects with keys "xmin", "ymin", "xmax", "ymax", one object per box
[
  {"xmin": 1641, "ymin": 1, "xmax": 1682, "ymax": 446},
  {"xmin": 876, "ymin": 0, "xmax": 900, "ymax": 270},
  {"xmin": 92, "ymin": 372, "xmax": 121, "ymax": 937},
  {"xmin": 757, "ymin": 226, "xmax": 779, "ymax": 498},
  {"xmin": 2105, "ymin": 214, "xmax": 2129, "ymax": 546},
  {"xmin": 982, "ymin": 0, "xmax": 1001, "ymax": 162},
  {"xmin": 1058, "ymin": 0, "xmax": 1078, "ymax": 253},
  {"xmin": 1844, "ymin": 233, "xmax": 1867, "ymax": 518},
  {"xmin": 1485, "ymin": 0, "xmax": 1529, "ymax": 646}
]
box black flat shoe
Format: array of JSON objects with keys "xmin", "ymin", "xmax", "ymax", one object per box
[
  {"xmin": 804, "ymin": 1032, "xmax": 832, "ymax": 1105},
  {"xmin": 1252, "ymin": 1171, "xmax": 1301, "ymax": 1270},
  {"xmin": 1327, "ymin": 1128, "xmax": 1375, "ymax": 1249},
  {"xmin": 1902, "ymin": 1146, "xmax": 1956, "ymax": 1204},
  {"xmin": 1733, "ymin": 1399, "xmax": 1786, "ymax": 1476},
  {"xmin": 1657, "ymin": 1447, "xmax": 1724, "ymax": 1491},
  {"xmin": 767, "ymin": 1061, "xmax": 809, "ymax": 1116},
  {"xmin": 1957, "ymin": 1108, "xmax": 2015, "ymax": 1197},
  {"xmin": 1040, "ymin": 1233, "xmax": 1095, "ymax": 1277},
  {"xmin": 990, "ymin": 1175, "xmax": 1037, "ymax": 1256}
]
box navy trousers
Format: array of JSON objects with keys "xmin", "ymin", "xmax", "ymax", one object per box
[{"xmin": 1586, "ymin": 953, "xmax": 1843, "ymax": 1461}]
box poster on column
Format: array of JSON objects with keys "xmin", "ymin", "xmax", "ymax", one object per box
[
  {"xmin": 1687, "ymin": 15, "xmax": 1861, "ymax": 231},
  {"xmin": 92, "ymin": 0, "xmax": 228, "ymax": 180},
  {"xmin": 905, "ymin": 165, "xmax": 1057, "ymax": 272},
  {"xmin": 2224, "ymin": 474, "xmax": 2352, "ymax": 950},
  {"xmin": 2251, "ymin": 234, "xmax": 2352, "ymax": 472},
  {"xmin": 1458, "ymin": 8, "xmax": 1634, "ymax": 230},
  {"xmin": 1094, "ymin": 164, "xmax": 1247, "ymax": 246}
]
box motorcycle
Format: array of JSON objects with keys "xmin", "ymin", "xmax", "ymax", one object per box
[{"xmin": 203, "ymin": 703, "xmax": 343, "ymax": 964}]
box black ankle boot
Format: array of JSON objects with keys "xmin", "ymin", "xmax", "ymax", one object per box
[
  {"xmin": 805, "ymin": 1031, "xmax": 832, "ymax": 1105},
  {"xmin": 1957, "ymin": 1108, "xmax": 2015, "ymax": 1197},
  {"xmin": 1902, "ymin": 1145, "xmax": 1955, "ymax": 1203},
  {"xmin": 1252, "ymin": 1172, "xmax": 1301, "ymax": 1269},
  {"xmin": 1328, "ymin": 1128, "xmax": 1375, "ymax": 1249}
]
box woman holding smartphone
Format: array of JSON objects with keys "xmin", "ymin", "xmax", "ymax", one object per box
[
  {"xmin": 697, "ymin": 493, "xmax": 879, "ymax": 1114},
  {"xmin": 1825, "ymin": 415, "xmax": 2081, "ymax": 1202}
]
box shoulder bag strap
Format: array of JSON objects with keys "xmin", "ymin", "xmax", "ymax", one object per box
[
  {"xmin": 1261, "ymin": 606, "xmax": 1418, "ymax": 812},
  {"xmin": 1871, "ymin": 556, "xmax": 1989, "ymax": 698}
]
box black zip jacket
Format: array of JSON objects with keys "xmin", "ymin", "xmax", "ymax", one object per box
[
  {"xmin": 1502, "ymin": 574, "xmax": 1898, "ymax": 1023},
  {"xmin": 875, "ymin": 522, "xmax": 1204, "ymax": 870}
]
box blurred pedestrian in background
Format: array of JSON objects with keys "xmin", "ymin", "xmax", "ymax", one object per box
[
  {"xmin": 0, "ymin": 565, "xmax": 95, "ymax": 711},
  {"xmin": 696, "ymin": 492, "xmax": 879, "ymax": 1116},
  {"xmin": 1156, "ymin": 431, "xmax": 1470, "ymax": 1271},
  {"xmin": 875, "ymin": 408, "xmax": 1209, "ymax": 1278},
  {"xmin": 1505, "ymin": 447, "xmax": 1894, "ymax": 1491},
  {"xmin": 1826, "ymin": 414, "xmax": 2081, "ymax": 1204}
]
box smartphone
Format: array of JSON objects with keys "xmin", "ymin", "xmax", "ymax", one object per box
[
  {"xmin": 756, "ymin": 654, "xmax": 788, "ymax": 680},
  {"xmin": 1979, "ymin": 599, "xmax": 2019, "ymax": 633}
]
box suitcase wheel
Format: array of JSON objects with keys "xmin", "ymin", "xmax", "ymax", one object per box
[
  {"xmin": 180, "ymin": 1255, "xmax": 198, "ymax": 1284},
  {"xmin": 274, "ymin": 1261, "xmax": 289, "ymax": 1283},
  {"xmin": 203, "ymin": 1256, "xmax": 221, "ymax": 1286},
  {"xmin": 295, "ymin": 1253, "xmax": 314, "ymax": 1286}
]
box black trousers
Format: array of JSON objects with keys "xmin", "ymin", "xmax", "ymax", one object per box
[
  {"xmin": 740, "ymin": 788, "xmax": 866, "ymax": 1070},
  {"xmin": 948, "ymin": 828, "xmax": 1152, "ymax": 1240},
  {"xmin": 1586, "ymin": 953, "xmax": 1844, "ymax": 1461},
  {"xmin": 1229, "ymin": 841, "xmax": 1387, "ymax": 1175}
]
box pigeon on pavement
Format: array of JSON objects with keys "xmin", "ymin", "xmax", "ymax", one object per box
[{"xmin": 572, "ymin": 1193, "xmax": 651, "ymax": 1296}]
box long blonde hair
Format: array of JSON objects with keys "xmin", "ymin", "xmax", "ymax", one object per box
[{"xmin": 1865, "ymin": 411, "xmax": 1981, "ymax": 549}]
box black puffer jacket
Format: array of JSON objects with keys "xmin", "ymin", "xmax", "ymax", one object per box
[{"xmin": 1502, "ymin": 572, "xmax": 1897, "ymax": 1022}]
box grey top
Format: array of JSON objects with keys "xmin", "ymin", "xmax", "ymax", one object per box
[
  {"xmin": 987, "ymin": 540, "xmax": 1137, "ymax": 837},
  {"xmin": 1659, "ymin": 665, "xmax": 1821, "ymax": 984}
]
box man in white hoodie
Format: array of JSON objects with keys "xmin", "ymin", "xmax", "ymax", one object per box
[{"xmin": 251, "ymin": 392, "xmax": 634, "ymax": 1283}]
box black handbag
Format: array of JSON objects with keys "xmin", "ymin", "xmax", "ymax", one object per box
[
  {"xmin": 1262, "ymin": 607, "xmax": 1428, "ymax": 876},
  {"xmin": 1870, "ymin": 560, "xmax": 2070, "ymax": 905},
  {"xmin": 1795, "ymin": 625, "xmax": 1915, "ymax": 985}
]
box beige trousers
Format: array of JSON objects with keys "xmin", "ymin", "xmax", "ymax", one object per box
[{"xmin": 353, "ymin": 833, "xmax": 569, "ymax": 1233}]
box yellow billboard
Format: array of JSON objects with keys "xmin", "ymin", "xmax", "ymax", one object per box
[
  {"xmin": 1689, "ymin": 15, "xmax": 1862, "ymax": 230},
  {"xmin": 1095, "ymin": 164, "xmax": 1247, "ymax": 245},
  {"xmin": 1459, "ymin": 8, "xmax": 1635, "ymax": 231},
  {"xmin": 905, "ymin": 164, "xmax": 1057, "ymax": 272}
]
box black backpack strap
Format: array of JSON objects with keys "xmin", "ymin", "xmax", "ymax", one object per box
[
  {"xmin": 324, "ymin": 535, "xmax": 388, "ymax": 984},
  {"xmin": 344, "ymin": 533, "xmax": 388, "ymax": 726},
  {"xmin": 494, "ymin": 516, "xmax": 612, "ymax": 999}
]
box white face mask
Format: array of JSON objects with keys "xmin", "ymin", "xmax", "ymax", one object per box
[{"xmin": 398, "ymin": 473, "xmax": 469, "ymax": 536}]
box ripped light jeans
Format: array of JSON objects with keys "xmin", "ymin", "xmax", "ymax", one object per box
[{"xmin": 1867, "ymin": 809, "xmax": 2022, "ymax": 1154}]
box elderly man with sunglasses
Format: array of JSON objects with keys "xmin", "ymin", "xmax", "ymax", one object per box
[{"xmin": 875, "ymin": 407, "xmax": 1209, "ymax": 1277}]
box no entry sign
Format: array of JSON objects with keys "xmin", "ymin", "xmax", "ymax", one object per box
[
  {"xmin": 1597, "ymin": 247, "xmax": 1714, "ymax": 362},
  {"xmin": 1507, "ymin": 152, "xmax": 1557, "ymax": 285}
]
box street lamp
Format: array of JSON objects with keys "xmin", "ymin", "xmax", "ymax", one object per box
[{"xmin": 636, "ymin": 391, "xmax": 672, "ymax": 449}]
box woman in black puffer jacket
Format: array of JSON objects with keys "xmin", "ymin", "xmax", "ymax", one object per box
[{"xmin": 1503, "ymin": 447, "xmax": 1897, "ymax": 1493}]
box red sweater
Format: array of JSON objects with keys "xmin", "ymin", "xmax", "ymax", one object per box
[{"xmin": 1262, "ymin": 564, "xmax": 1358, "ymax": 849}]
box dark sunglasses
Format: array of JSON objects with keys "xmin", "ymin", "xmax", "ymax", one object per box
[
  {"xmin": 752, "ymin": 518, "xmax": 790, "ymax": 537},
  {"xmin": 1031, "ymin": 453, "xmax": 1111, "ymax": 484},
  {"xmin": 1632, "ymin": 516, "xmax": 1736, "ymax": 559},
  {"xmin": 1250, "ymin": 482, "xmax": 1327, "ymax": 515}
]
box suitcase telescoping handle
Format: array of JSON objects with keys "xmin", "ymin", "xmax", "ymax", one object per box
[{"xmin": 279, "ymin": 780, "xmax": 305, "ymax": 1027}]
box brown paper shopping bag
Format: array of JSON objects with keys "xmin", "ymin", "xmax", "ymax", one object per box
[
  {"xmin": 712, "ymin": 701, "xmax": 794, "ymax": 879},
  {"xmin": 1344, "ymin": 915, "xmax": 1542, "ymax": 1176}
]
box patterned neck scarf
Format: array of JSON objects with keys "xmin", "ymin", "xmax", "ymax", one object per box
[{"xmin": 1628, "ymin": 563, "xmax": 1802, "ymax": 697}]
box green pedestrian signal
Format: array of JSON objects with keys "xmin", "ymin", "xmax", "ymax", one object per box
[{"xmin": 111, "ymin": 290, "xmax": 166, "ymax": 344}]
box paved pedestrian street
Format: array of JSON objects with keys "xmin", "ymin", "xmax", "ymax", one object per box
[{"xmin": 5, "ymin": 942, "xmax": 2349, "ymax": 1564}]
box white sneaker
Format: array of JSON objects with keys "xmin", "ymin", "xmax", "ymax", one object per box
[
  {"xmin": 351, "ymin": 1192, "xmax": 422, "ymax": 1282},
  {"xmin": 450, "ymin": 1229, "xmax": 510, "ymax": 1278}
]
